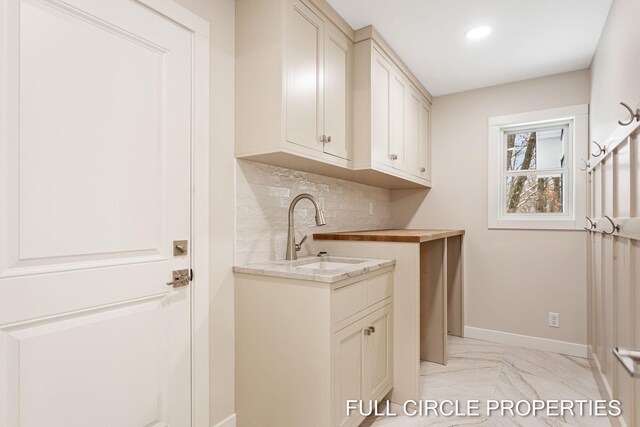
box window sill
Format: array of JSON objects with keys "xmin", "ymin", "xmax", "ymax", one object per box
[{"xmin": 488, "ymin": 218, "xmax": 581, "ymax": 230}]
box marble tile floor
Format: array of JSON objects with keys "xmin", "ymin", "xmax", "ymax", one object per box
[{"xmin": 362, "ymin": 337, "xmax": 611, "ymax": 427}]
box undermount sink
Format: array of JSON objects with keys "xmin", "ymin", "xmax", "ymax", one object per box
[
  {"xmin": 295, "ymin": 258, "xmax": 365, "ymax": 271},
  {"xmin": 233, "ymin": 256, "xmax": 395, "ymax": 283}
]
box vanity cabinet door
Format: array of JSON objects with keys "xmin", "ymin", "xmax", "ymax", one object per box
[
  {"xmin": 286, "ymin": 0, "xmax": 324, "ymax": 152},
  {"xmin": 362, "ymin": 304, "xmax": 393, "ymax": 402},
  {"xmin": 333, "ymin": 319, "xmax": 364, "ymax": 427}
]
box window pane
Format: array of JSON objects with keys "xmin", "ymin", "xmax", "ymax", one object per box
[
  {"xmin": 505, "ymin": 174, "xmax": 564, "ymax": 214},
  {"xmin": 506, "ymin": 127, "xmax": 565, "ymax": 171}
]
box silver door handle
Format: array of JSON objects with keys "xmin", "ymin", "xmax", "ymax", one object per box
[
  {"xmin": 613, "ymin": 347, "xmax": 640, "ymax": 377},
  {"xmin": 166, "ymin": 269, "xmax": 191, "ymax": 287}
]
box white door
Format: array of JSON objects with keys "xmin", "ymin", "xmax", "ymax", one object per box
[{"xmin": 0, "ymin": 0, "xmax": 194, "ymax": 426}]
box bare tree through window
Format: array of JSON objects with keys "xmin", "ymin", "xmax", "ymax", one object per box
[{"xmin": 504, "ymin": 128, "xmax": 565, "ymax": 214}]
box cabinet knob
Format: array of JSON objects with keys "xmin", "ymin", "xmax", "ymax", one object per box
[
  {"xmin": 419, "ymin": 167, "xmax": 426, "ymax": 173},
  {"xmin": 327, "ymin": 136, "xmax": 332, "ymax": 143},
  {"xmin": 368, "ymin": 326, "xmax": 376, "ymax": 334},
  {"xmin": 364, "ymin": 328, "xmax": 371, "ymax": 336},
  {"xmin": 320, "ymin": 135, "xmax": 326, "ymax": 143},
  {"xmin": 389, "ymin": 154, "xmax": 398, "ymax": 160}
]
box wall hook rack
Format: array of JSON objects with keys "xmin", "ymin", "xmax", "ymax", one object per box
[
  {"xmin": 602, "ymin": 215, "xmax": 620, "ymax": 235},
  {"xmin": 579, "ymin": 158, "xmax": 590, "ymax": 171},
  {"xmin": 591, "ymin": 141, "xmax": 606, "ymax": 158},
  {"xmin": 618, "ymin": 102, "xmax": 640, "ymax": 126},
  {"xmin": 584, "ymin": 216, "xmax": 596, "ymax": 231}
]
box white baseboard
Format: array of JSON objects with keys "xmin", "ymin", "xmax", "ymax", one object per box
[
  {"xmin": 464, "ymin": 326, "xmax": 587, "ymax": 358},
  {"xmin": 212, "ymin": 413, "xmax": 236, "ymax": 427}
]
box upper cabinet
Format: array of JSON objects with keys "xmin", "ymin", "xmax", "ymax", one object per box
[
  {"xmin": 236, "ymin": 0, "xmax": 353, "ymax": 169},
  {"xmin": 236, "ymin": 1, "xmax": 433, "ymax": 189},
  {"xmin": 354, "ymin": 28, "xmax": 432, "ymax": 187}
]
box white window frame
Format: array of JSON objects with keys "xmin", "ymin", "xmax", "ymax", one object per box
[{"xmin": 488, "ymin": 104, "xmax": 588, "ymax": 230}]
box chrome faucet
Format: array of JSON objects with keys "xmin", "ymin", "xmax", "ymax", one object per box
[{"xmin": 286, "ymin": 193, "xmax": 326, "ymax": 260}]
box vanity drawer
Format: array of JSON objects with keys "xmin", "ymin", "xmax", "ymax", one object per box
[
  {"xmin": 332, "ymin": 271, "xmax": 393, "ymax": 323},
  {"xmin": 367, "ymin": 271, "xmax": 393, "ymax": 306},
  {"xmin": 332, "ymin": 279, "xmax": 368, "ymax": 323}
]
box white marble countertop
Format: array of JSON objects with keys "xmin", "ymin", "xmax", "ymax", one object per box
[{"xmin": 233, "ymin": 256, "xmax": 395, "ymax": 283}]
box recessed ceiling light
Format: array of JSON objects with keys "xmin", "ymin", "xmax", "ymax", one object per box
[{"xmin": 466, "ymin": 25, "xmax": 492, "ymax": 40}]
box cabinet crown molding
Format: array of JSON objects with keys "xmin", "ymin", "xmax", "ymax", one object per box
[{"xmin": 355, "ymin": 25, "xmax": 433, "ymax": 103}]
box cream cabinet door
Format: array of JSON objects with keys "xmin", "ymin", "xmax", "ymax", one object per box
[
  {"xmin": 286, "ymin": 0, "xmax": 324, "ymax": 152},
  {"xmin": 362, "ymin": 304, "xmax": 393, "ymax": 402},
  {"xmin": 405, "ymin": 87, "xmax": 421, "ymax": 178},
  {"xmin": 333, "ymin": 319, "xmax": 364, "ymax": 427},
  {"xmin": 323, "ymin": 26, "xmax": 352, "ymax": 160},
  {"xmin": 389, "ymin": 73, "xmax": 406, "ymax": 171},
  {"xmin": 371, "ymin": 49, "xmax": 392, "ymax": 166},
  {"xmin": 0, "ymin": 0, "xmax": 194, "ymax": 425},
  {"xmin": 418, "ymin": 100, "xmax": 432, "ymax": 180}
]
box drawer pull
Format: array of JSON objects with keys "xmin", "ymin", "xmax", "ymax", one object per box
[{"xmin": 613, "ymin": 347, "xmax": 640, "ymax": 377}]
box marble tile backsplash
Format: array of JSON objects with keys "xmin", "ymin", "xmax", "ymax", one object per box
[{"xmin": 236, "ymin": 160, "xmax": 392, "ymax": 264}]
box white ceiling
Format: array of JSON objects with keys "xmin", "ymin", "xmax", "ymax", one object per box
[{"xmin": 327, "ymin": 0, "xmax": 612, "ymax": 96}]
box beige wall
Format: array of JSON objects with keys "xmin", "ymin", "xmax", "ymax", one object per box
[
  {"xmin": 172, "ymin": 0, "xmax": 236, "ymax": 425},
  {"xmin": 391, "ymin": 70, "xmax": 591, "ymax": 345},
  {"xmin": 590, "ymin": 0, "xmax": 640, "ymax": 143}
]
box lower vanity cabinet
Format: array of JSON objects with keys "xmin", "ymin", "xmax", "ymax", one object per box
[
  {"xmin": 334, "ymin": 303, "xmax": 393, "ymax": 427},
  {"xmin": 235, "ymin": 266, "xmax": 394, "ymax": 427}
]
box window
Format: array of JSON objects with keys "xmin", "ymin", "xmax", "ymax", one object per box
[{"xmin": 488, "ymin": 105, "xmax": 588, "ymax": 230}]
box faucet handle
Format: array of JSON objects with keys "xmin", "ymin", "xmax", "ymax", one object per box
[{"xmin": 295, "ymin": 235, "xmax": 308, "ymax": 252}]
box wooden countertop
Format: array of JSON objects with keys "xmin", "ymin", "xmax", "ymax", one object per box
[{"xmin": 313, "ymin": 229, "xmax": 465, "ymax": 243}]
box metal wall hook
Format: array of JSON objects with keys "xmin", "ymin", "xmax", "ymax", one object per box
[
  {"xmin": 591, "ymin": 141, "xmax": 606, "ymax": 158},
  {"xmin": 618, "ymin": 102, "xmax": 640, "ymax": 126},
  {"xmin": 602, "ymin": 215, "xmax": 620, "ymax": 235},
  {"xmin": 584, "ymin": 216, "xmax": 596, "ymax": 231},
  {"xmin": 579, "ymin": 158, "xmax": 590, "ymax": 171}
]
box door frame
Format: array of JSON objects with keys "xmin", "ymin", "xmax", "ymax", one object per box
[{"xmin": 135, "ymin": 1, "xmax": 210, "ymax": 425}]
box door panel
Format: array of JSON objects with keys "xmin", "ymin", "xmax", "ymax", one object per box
[
  {"xmin": 334, "ymin": 319, "xmax": 363, "ymax": 427},
  {"xmin": 286, "ymin": 0, "xmax": 323, "ymax": 152},
  {"xmin": 614, "ymin": 141, "xmax": 631, "ymax": 218},
  {"xmin": 323, "ymin": 27, "xmax": 351, "ymax": 160},
  {"xmin": 613, "ymin": 236, "xmax": 633, "ymax": 424},
  {"xmin": 0, "ymin": 0, "xmax": 193, "ymax": 425},
  {"xmin": 418, "ymin": 101, "xmax": 432, "ymax": 181},
  {"xmin": 405, "ymin": 88, "xmax": 420, "ymax": 178},
  {"xmin": 362, "ymin": 304, "xmax": 392, "ymax": 401},
  {"xmin": 389, "ymin": 73, "xmax": 405, "ymax": 171},
  {"xmin": 371, "ymin": 49, "xmax": 391, "ymax": 166}
]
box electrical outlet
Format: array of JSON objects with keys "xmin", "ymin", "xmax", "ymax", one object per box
[
  {"xmin": 548, "ymin": 312, "xmax": 560, "ymax": 328},
  {"xmin": 369, "ymin": 202, "xmax": 374, "ymax": 216}
]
